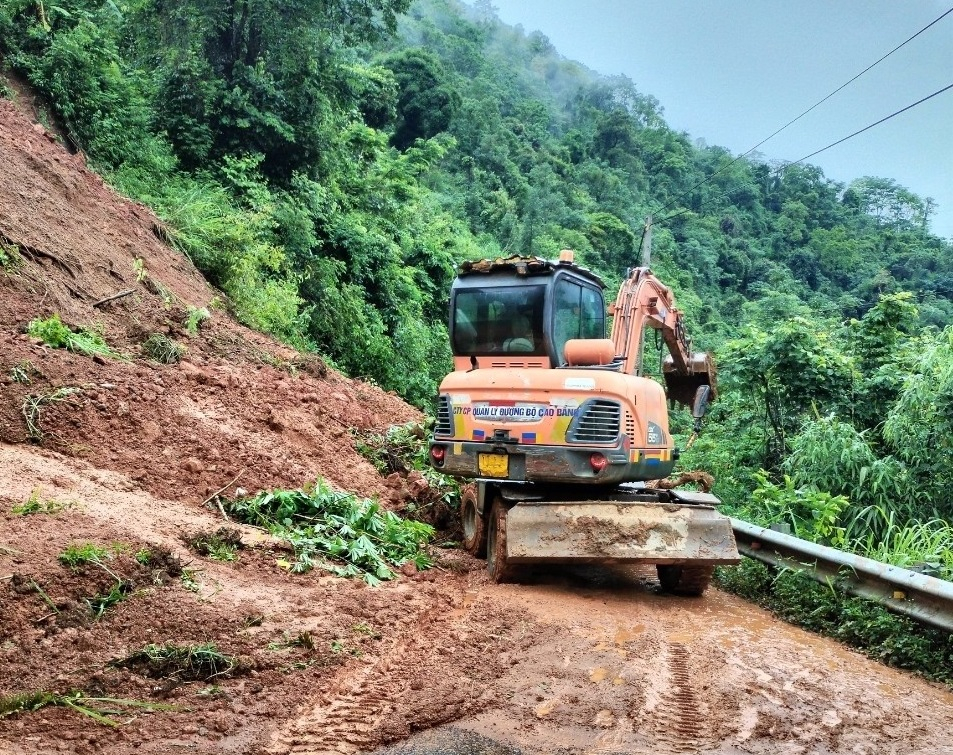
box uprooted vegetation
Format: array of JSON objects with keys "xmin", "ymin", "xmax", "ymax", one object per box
[
  {"xmin": 11, "ymin": 487, "xmax": 72, "ymax": 515},
  {"xmin": 21, "ymin": 385, "xmax": 82, "ymax": 443},
  {"xmin": 111, "ymin": 642, "xmax": 241, "ymax": 682},
  {"xmin": 225, "ymin": 481, "xmax": 435, "ymax": 583},
  {"xmin": 183, "ymin": 526, "xmax": 243, "ymax": 562},
  {"xmin": 141, "ymin": 333, "xmax": 185, "ymax": 364},
  {"xmin": 5, "ymin": 541, "xmax": 186, "ymax": 630},
  {"xmin": 0, "ymin": 690, "xmax": 177, "ymax": 728},
  {"xmin": 27, "ymin": 314, "xmax": 123, "ymax": 360},
  {"xmin": 355, "ymin": 421, "xmax": 462, "ymax": 533}
]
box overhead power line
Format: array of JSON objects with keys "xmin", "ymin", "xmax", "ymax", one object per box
[
  {"xmin": 652, "ymin": 5, "xmax": 953, "ymax": 225},
  {"xmin": 655, "ymin": 81, "xmax": 953, "ymax": 227},
  {"xmin": 736, "ymin": 5, "xmax": 953, "ymax": 164},
  {"xmin": 786, "ymin": 82, "xmax": 953, "ymax": 166}
]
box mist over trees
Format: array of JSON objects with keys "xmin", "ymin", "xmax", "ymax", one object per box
[{"xmin": 3, "ymin": 0, "xmax": 953, "ymax": 554}]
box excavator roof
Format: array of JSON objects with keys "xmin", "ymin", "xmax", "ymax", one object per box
[{"xmin": 458, "ymin": 254, "xmax": 605, "ymax": 288}]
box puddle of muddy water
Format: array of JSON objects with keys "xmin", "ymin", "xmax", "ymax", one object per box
[{"xmin": 369, "ymin": 726, "xmax": 530, "ymax": 755}]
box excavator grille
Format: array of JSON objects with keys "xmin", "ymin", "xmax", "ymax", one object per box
[
  {"xmin": 435, "ymin": 395, "xmax": 453, "ymax": 437},
  {"xmin": 567, "ymin": 400, "xmax": 621, "ymax": 443}
]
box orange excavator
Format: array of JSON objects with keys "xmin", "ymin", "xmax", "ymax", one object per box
[{"xmin": 428, "ymin": 245, "xmax": 739, "ymax": 594}]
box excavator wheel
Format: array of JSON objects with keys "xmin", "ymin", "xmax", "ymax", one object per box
[
  {"xmin": 486, "ymin": 498, "xmax": 516, "ymax": 583},
  {"xmin": 460, "ymin": 484, "xmax": 487, "ymax": 557},
  {"xmin": 656, "ymin": 564, "xmax": 714, "ymax": 597}
]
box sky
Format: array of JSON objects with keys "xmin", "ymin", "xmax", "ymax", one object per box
[{"xmin": 490, "ymin": 0, "xmax": 953, "ymax": 239}]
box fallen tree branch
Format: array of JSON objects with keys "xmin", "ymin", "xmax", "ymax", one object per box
[
  {"xmin": 201, "ymin": 469, "xmax": 247, "ymax": 513},
  {"xmin": 92, "ymin": 288, "xmax": 136, "ymax": 308}
]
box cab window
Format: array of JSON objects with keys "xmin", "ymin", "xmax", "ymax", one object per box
[
  {"xmin": 553, "ymin": 279, "xmax": 606, "ymax": 362},
  {"xmin": 452, "ymin": 285, "xmax": 546, "ymax": 355}
]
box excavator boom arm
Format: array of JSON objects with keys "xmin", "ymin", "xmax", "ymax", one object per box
[{"xmin": 609, "ymin": 267, "xmax": 715, "ymax": 407}]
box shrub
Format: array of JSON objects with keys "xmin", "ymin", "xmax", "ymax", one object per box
[
  {"xmin": 142, "ymin": 333, "xmax": 185, "ymax": 363},
  {"xmin": 58, "ymin": 542, "xmax": 111, "ymax": 568}
]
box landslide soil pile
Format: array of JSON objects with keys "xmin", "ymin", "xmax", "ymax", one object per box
[
  {"xmin": 0, "ymin": 97, "xmax": 530, "ymax": 754},
  {"xmin": 0, "ymin": 96, "xmax": 421, "ymax": 504}
]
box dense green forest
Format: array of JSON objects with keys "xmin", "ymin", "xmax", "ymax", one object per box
[{"xmin": 3, "ymin": 0, "xmax": 952, "ymax": 588}]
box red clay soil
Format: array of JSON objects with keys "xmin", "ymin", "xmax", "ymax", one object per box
[
  {"xmin": 0, "ymin": 93, "xmax": 529, "ymax": 754},
  {"xmin": 0, "ymin": 96, "xmax": 422, "ymax": 505}
]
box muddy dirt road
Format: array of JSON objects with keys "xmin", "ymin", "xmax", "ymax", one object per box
[
  {"xmin": 376, "ymin": 567, "xmax": 953, "ymax": 755},
  {"xmin": 366, "ymin": 573, "xmax": 953, "ymax": 755},
  {"xmin": 4, "ymin": 442, "xmax": 953, "ymax": 755}
]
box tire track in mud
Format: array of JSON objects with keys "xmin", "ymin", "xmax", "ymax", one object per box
[
  {"xmin": 266, "ymin": 608, "xmax": 430, "ymax": 755},
  {"xmin": 264, "ymin": 587, "xmax": 509, "ymax": 755},
  {"xmin": 649, "ymin": 642, "xmax": 711, "ymax": 754}
]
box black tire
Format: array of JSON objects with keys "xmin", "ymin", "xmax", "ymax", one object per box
[
  {"xmin": 656, "ymin": 564, "xmax": 714, "ymax": 596},
  {"xmin": 486, "ymin": 499, "xmax": 516, "ymax": 583},
  {"xmin": 460, "ymin": 485, "xmax": 487, "ymax": 557}
]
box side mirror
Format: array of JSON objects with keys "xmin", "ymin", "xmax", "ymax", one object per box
[{"xmin": 692, "ymin": 385, "xmax": 711, "ymax": 421}]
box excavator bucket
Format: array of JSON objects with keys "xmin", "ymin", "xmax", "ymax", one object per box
[{"xmin": 663, "ymin": 352, "xmax": 717, "ymax": 408}]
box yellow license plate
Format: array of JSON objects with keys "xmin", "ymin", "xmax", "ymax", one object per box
[{"xmin": 478, "ymin": 453, "xmax": 509, "ymax": 478}]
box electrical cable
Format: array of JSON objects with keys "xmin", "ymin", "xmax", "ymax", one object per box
[
  {"xmin": 657, "ymin": 81, "xmax": 953, "ymax": 226},
  {"xmin": 784, "ymin": 82, "xmax": 953, "ymax": 166},
  {"xmin": 650, "ymin": 5, "xmax": 953, "ymax": 225}
]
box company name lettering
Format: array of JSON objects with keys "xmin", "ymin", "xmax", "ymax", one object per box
[{"xmin": 453, "ymin": 405, "xmax": 578, "ymax": 418}]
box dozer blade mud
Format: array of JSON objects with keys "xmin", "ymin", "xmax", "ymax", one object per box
[
  {"xmin": 663, "ymin": 351, "xmax": 717, "ymax": 407},
  {"xmin": 504, "ymin": 494, "xmax": 739, "ymax": 566}
]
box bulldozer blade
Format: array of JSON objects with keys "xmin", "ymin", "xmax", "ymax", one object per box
[
  {"xmin": 505, "ymin": 499, "xmax": 739, "ymax": 566},
  {"xmin": 663, "ymin": 351, "xmax": 717, "ymax": 407}
]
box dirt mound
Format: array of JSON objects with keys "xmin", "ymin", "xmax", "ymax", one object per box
[{"xmin": 0, "ymin": 99, "xmax": 421, "ymax": 505}]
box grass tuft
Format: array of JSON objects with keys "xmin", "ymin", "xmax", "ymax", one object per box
[
  {"xmin": 142, "ymin": 333, "xmax": 185, "ymax": 364},
  {"xmin": 84, "ymin": 580, "xmax": 131, "ymax": 619},
  {"xmin": 0, "ymin": 241, "xmax": 22, "ymax": 273},
  {"xmin": 184, "ymin": 306, "xmax": 211, "ymax": 336},
  {"xmin": 22, "ymin": 386, "xmax": 81, "ymax": 443},
  {"xmin": 112, "ymin": 642, "xmax": 238, "ymax": 681},
  {"xmin": 9, "ymin": 359, "xmax": 37, "ymax": 384},
  {"xmin": 58, "ymin": 542, "xmax": 111, "ymax": 569},
  {"xmin": 27, "ymin": 314, "xmax": 122, "ymax": 359},
  {"xmin": 12, "ymin": 488, "xmax": 71, "ymax": 516},
  {"xmin": 180, "ymin": 568, "xmax": 200, "ymax": 592},
  {"xmin": 184, "ymin": 527, "xmax": 242, "ymax": 562}
]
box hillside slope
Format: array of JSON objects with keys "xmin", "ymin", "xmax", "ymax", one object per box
[{"xmin": 0, "ymin": 99, "xmax": 421, "ymax": 503}]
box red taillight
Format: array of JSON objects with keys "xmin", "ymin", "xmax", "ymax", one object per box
[
  {"xmin": 589, "ymin": 453, "xmax": 607, "ymax": 472},
  {"xmin": 430, "ymin": 445, "xmax": 446, "ymax": 466}
]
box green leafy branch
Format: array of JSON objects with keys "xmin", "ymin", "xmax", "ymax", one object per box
[
  {"xmin": 0, "ymin": 690, "xmax": 178, "ymax": 727},
  {"xmin": 226, "ymin": 481, "xmax": 434, "ymax": 584},
  {"xmin": 27, "ymin": 314, "xmax": 123, "ymax": 360}
]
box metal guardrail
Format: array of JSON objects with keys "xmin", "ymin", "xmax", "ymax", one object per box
[{"xmin": 730, "ymin": 518, "xmax": 953, "ymax": 633}]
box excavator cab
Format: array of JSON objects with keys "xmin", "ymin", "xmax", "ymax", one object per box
[{"xmin": 448, "ymin": 255, "xmax": 607, "ymax": 370}]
